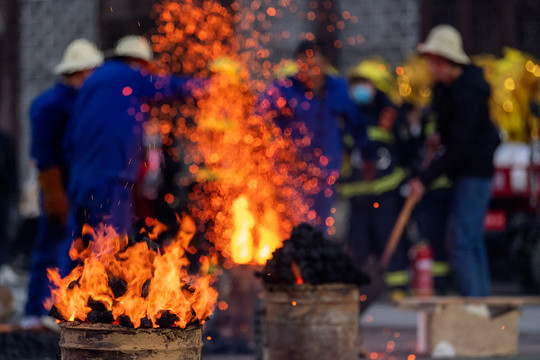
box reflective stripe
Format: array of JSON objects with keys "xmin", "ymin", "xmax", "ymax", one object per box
[
  {"xmin": 339, "ymin": 167, "xmax": 406, "ymax": 197},
  {"xmin": 343, "ymin": 133, "xmax": 355, "ymax": 148},
  {"xmin": 433, "ymin": 261, "xmax": 451, "ymax": 277},
  {"xmin": 430, "ymin": 176, "xmax": 452, "ymax": 190},
  {"xmin": 424, "ymin": 113, "xmax": 437, "ymax": 136},
  {"xmin": 196, "ymin": 167, "xmax": 218, "ymax": 181},
  {"xmin": 368, "ymin": 126, "xmax": 395, "ymax": 143},
  {"xmin": 385, "ymin": 270, "xmax": 409, "ymax": 287}
]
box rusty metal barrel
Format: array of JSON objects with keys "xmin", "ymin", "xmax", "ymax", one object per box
[
  {"xmin": 59, "ymin": 322, "xmax": 202, "ymax": 360},
  {"xmin": 263, "ymin": 283, "xmax": 360, "ymax": 360}
]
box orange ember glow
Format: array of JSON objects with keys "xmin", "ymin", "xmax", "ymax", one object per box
[
  {"xmin": 149, "ymin": 0, "xmax": 363, "ymax": 265},
  {"xmin": 151, "ymin": 0, "xmax": 310, "ymax": 265},
  {"xmin": 47, "ymin": 222, "xmax": 217, "ymax": 328},
  {"xmin": 291, "ymin": 262, "xmax": 304, "ymax": 285}
]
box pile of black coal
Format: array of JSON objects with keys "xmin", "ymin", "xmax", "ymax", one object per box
[{"xmin": 256, "ymin": 223, "xmax": 369, "ymax": 286}]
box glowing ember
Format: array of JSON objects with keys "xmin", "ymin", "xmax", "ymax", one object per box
[
  {"xmin": 47, "ymin": 222, "xmax": 217, "ymax": 328},
  {"xmin": 151, "ymin": 0, "xmax": 310, "ymax": 265}
]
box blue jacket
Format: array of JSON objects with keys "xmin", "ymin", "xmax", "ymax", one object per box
[
  {"xmin": 261, "ymin": 76, "xmax": 372, "ymax": 173},
  {"xmin": 63, "ymin": 60, "xmax": 195, "ymax": 204},
  {"xmin": 30, "ymin": 82, "xmax": 77, "ymax": 172}
]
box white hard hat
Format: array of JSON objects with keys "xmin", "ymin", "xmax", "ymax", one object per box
[
  {"xmin": 114, "ymin": 35, "xmax": 153, "ymax": 62},
  {"xmin": 419, "ymin": 24, "xmax": 470, "ymax": 65},
  {"xmin": 54, "ymin": 39, "xmax": 104, "ymax": 75}
]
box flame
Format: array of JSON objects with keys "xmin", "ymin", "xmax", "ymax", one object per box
[
  {"xmin": 291, "ymin": 262, "xmax": 304, "ymax": 285},
  {"xmin": 47, "ymin": 222, "xmax": 217, "ymax": 328},
  {"xmin": 150, "ymin": 0, "xmax": 312, "ymax": 265},
  {"xmin": 231, "ymin": 195, "xmax": 255, "ymax": 264}
]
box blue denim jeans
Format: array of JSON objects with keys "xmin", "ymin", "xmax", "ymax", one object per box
[{"xmin": 447, "ymin": 177, "xmax": 493, "ymax": 296}]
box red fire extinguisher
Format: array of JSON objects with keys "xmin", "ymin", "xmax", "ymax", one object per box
[{"xmin": 411, "ymin": 242, "xmax": 434, "ymax": 297}]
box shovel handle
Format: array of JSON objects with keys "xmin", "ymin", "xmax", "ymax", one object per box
[{"xmin": 380, "ymin": 194, "xmax": 418, "ymax": 269}]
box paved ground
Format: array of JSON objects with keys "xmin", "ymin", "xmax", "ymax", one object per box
[
  {"xmin": 204, "ymin": 302, "xmax": 540, "ymax": 360},
  {"xmin": 0, "ymin": 301, "xmax": 538, "ymax": 359}
]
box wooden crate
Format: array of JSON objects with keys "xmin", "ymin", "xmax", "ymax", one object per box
[{"xmin": 398, "ymin": 296, "xmax": 540, "ymax": 357}]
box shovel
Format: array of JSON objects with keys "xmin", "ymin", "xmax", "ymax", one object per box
[{"xmin": 359, "ymin": 193, "xmax": 419, "ymax": 313}]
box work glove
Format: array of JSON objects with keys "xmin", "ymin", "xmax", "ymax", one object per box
[{"xmin": 38, "ymin": 166, "xmax": 69, "ymax": 225}]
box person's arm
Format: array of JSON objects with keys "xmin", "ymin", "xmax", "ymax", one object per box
[
  {"xmin": 30, "ymin": 100, "xmax": 60, "ymax": 171},
  {"xmin": 137, "ymin": 69, "xmax": 203, "ymax": 101},
  {"xmin": 30, "ymin": 100, "xmax": 69, "ymax": 224},
  {"xmin": 419, "ymin": 87, "xmax": 482, "ymax": 186}
]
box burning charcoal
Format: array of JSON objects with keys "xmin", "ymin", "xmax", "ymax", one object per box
[
  {"xmin": 280, "ymin": 244, "xmax": 294, "ymax": 264},
  {"xmin": 126, "ymin": 235, "xmax": 138, "ymax": 248},
  {"xmin": 182, "ymin": 284, "xmax": 195, "ymax": 292},
  {"xmin": 100, "ymin": 311, "xmax": 115, "ymax": 323},
  {"xmin": 258, "ymin": 223, "xmax": 369, "ymax": 286},
  {"xmin": 87, "ymin": 310, "xmax": 100, "ymax": 324},
  {"xmin": 140, "ymin": 316, "xmax": 153, "ymax": 328},
  {"xmin": 48, "ymin": 305, "xmax": 65, "ymax": 321},
  {"xmin": 118, "ymin": 315, "xmax": 134, "ymax": 328},
  {"xmin": 87, "ymin": 297, "xmax": 108, "ymax": 312},
  {"xmin": 141, "ymin": 279, "xmax": 151, "ymax": 298},
  {"xmin": 87, "ymin": 310, "xmax": 114, "ymax": 324},
  {"xmin": 301, "ymin": 268, "xmax": 317, "ymax": 284},
  {"xmin": 156, "ymin": 310, "xmax": 178, "ymax": 328},
  {"xmin": 108, "ymin": 276, "xmax": 128, "ymax": 298},
  {"xmin": 189, "ymin": 307, "xmax": 200, "ymax": 325},
  {"xmin": 182, "ymin": 284, "xmax": 195, "ymax": 293},
  {"xmin": 145, "ymin": 239, "xmax": 160, "ymax": 252},
  {"xmin": 67, "ymin": 278, "xmax": 80, "ymax": 290}
]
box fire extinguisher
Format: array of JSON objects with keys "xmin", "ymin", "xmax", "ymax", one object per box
[{"xmin": 411, "ymin": 242, "xmax": 434, "ymax": 297}]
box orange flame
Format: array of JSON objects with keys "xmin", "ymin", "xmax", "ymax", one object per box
[
  {"xmin": 47, "ymin": 222, "xmax": 217, "ymax": 328},
  {"xmin": 150, "ymin": 0, "xmax": 312, "ymax": 265},
  {"xmin": 291, "ymin": 262, "xmax": 304, "ymax": 285}
]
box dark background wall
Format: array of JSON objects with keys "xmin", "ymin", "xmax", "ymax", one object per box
[{"xmin": 421, "ymin": 0, "xmax": 540, "ymax": 58}]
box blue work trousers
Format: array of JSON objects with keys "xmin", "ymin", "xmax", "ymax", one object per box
[
  {"xmin": 447, "ymin": 177, "xmax": 493, "ymax": 296},
  {"xmin": 346, "ymin": 190, "xmax": 409, "ymax": 274},
  {"xmin": 25, "ymin": 215, "xmax": 65, "ymax": 317}
]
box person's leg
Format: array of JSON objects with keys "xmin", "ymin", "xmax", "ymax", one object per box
[
  {"xmin": 57, "ymin": 208, "xmax": 84, "ymax": 277},
  {"xmin": 310, "ymin": 187, "xmax": 336, "ymax": 235},
  {"xmin": 448, "ymin": 177, "xmax": 493, "ymax": 296},
  {"xmin": 25, "ymin": 215, "xmax": 65, "ymax": 316},
  {"xmin": 373, "ymin": 192, "xmax": 409, "ymax": 291},
  {"xmin": 417, "ymin": 188, "xmax": 452, "ymax": 293},
  {"xmin": 346, "ymin": 196, "xmax": 371, "ymax": 266},
  {"xmin": 0, "ymin": 194, "xmax": 11, "ymax": 266}
]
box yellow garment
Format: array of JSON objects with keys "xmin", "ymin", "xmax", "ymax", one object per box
[
  {"xmin": 384, "ymin": 270, "xmax": 409, "ymax": 288},
  {"xmin": 339, "ymin": 167, "xmax": 406, "ymax": 197},
  {"xmin": 348, "ymin": 58, "xmax": 393, "ymax": 94}
]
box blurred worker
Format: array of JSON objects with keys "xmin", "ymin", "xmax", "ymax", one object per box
[
  {"xmin": 24, "ymin": 39, "xmax": 103, "ymax": 323},
  {"xmin": 260, "ymin": 40, "xmax": 374, "ymax": 233},
  {"xmin": 0, "ymin": 130, "xmax": 17, "ymax": 267},
  {"xmin": 340, "ymin": 59, "xmax": 416, "ymax": 300},
  {"xmin": 59, "ymin": 36, "xmax": 199, "ymax": 275},
  {"xmin": 409, "ymin": 25, "xmax": 501, "ymax": 296},
  {"xmin": 409, "ymin": 105, "xmax": 453, "ymax": 294}
]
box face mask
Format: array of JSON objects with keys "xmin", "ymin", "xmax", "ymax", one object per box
[{"xmin": 351, "ymin": 84, "xmax": 375, "ymax": 105}]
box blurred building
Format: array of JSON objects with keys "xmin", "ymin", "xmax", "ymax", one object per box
[{"xmin": 0, "ymin": 0, "xmax": 539, "ymax": 187}]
